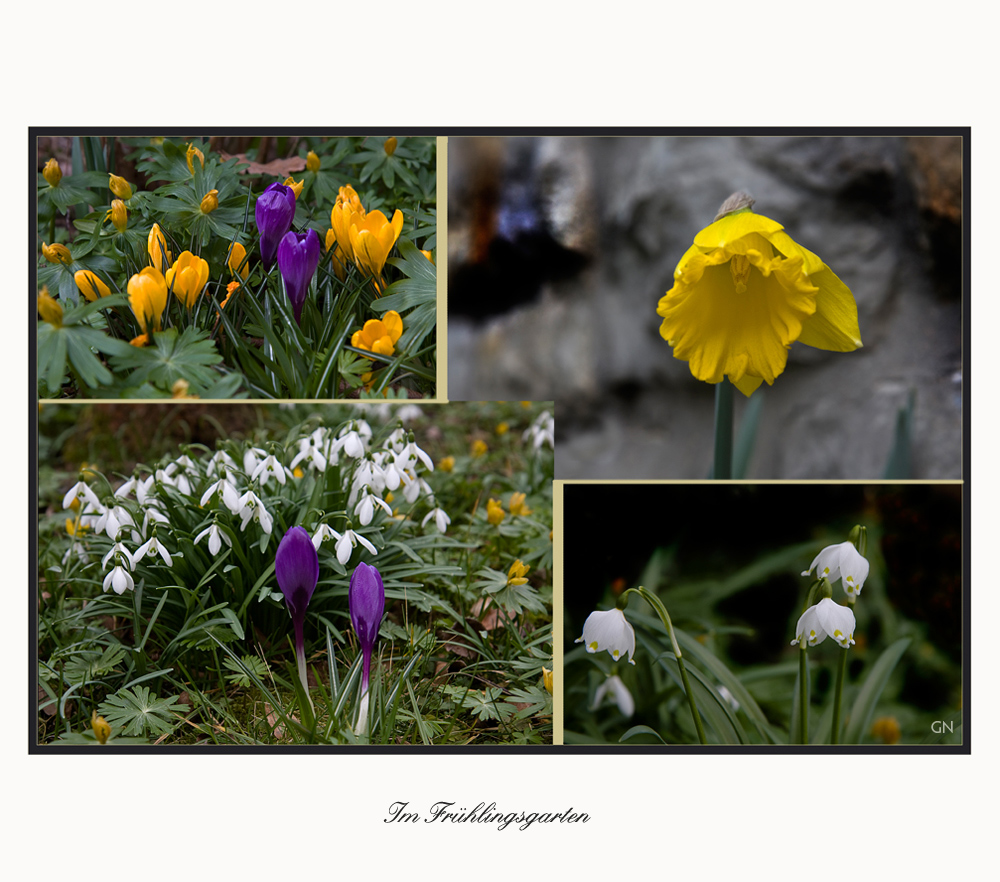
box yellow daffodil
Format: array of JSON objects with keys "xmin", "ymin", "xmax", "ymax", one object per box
[
  {"xmin": 74, "ymin": 270, "xmax": 111, "ymax": 302},
  {"xmin": 656, "ymin": 201, "xmax": 862, "ymax": 397},
  {"xmin": 508, "ymin": 491, "xmax": 532, "ymax": 516},
  {"xmin": 200, "ymin": 189, "xmax": 219, "ymax": 214},
  {"xmin": 283, "ymin": 176, "xmax": 304, "ymax": 200},
  {"xmin": 349, "ymin": 209, "xmax": 404, "ymax": 282},
  {"xmin": 37, "ymin": 288, "xmax": 63, "ymax": 326},
  {"xmin": 91, "ymin": 711, "xmax": 111, "ymax": 745},
  {"xmin": 351, "ymin": 310, "xmax": 403, "ymax": 358},
  {"xmin": 471, "ymin": 439, "xmax": 488, "ymax": 457},
  {"xmin": 43, "ymin": 158, "xmax": 61, "ymax": 187},
  {"xmin": 186, "ymin": 143, "xmax": 204, "ymax": 173},
  {"xmin": 42, "ymin": 242, "xmax": 72, "ymax": 265},
  {"xmin": 439, "ymin": 455, "xmax": 455, "ymax": 472},
  {"xmin": 486, "ymin": 498, "xmax": 505, "ymax": 526},
  {"xmin": 384, "ymin": 137, "xmax": 397, "ymax": 156},
  {"xmin": 147, "ymin": 223, "xmax": 171, "ymax": 272},
  {"xmin": 108, "ymin": 199, "xmax": 127, "ymax": 232},
  {"xmin": 166, "ymin": 251, "xmax": 210, "ymax": 308},
  {"xmin": 127, "ymin": 266, "xmax": 168, "ymax": 332},
  {"xmin": 507, "ymin": 559, "xmax": 530, "ymax": 586},
  {"xmin": 306, "ymin": 150, "xmax": 320, "ymax": 173},
  {"xmin": 542, "ymin": 667, "xmax": 553, "ymax": 695},
  {"xmin": 227, "ymin": 242, "xmax": 249, "ymax": 280},
  {"xmin": 108, "ymin": 173, "xmax": 132, "ymax": 199}
]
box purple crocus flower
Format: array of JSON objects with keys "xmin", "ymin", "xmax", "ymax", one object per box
[
  {"xmin": 277, "ymin": 229, "xmax": 321, "ymax": 324},
  {"xmin": 254, "ymin": 182, "xmax": 297, "ymax": 270},
  {"xmin": 349, "ymin": 561, "xmax": 385, "ymax": 735},
  {"xmin": 275, "ymin": 525, "xmax": 319, "ymax": 694}
]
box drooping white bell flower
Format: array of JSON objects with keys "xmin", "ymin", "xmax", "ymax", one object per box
[
  {"xmin": 791, "ymin": 597, "xmax": 856, "ymax": 649},
  {"xmin": 194, "ymin": 523, "xmax": 232, "ymax": 557},
  {"xmin": 575, "ymin": 608, "xmax": 636, "ymax": 665},
  {"xmin": 591, "ymin": 674, "xmax": 635, "ymax": 717},
  {"xmin": 335, "ymin": 529, "xmax": 378, "ymax": 565},
  {"xmin": 94, "ymin": 504, "xmax": 135, "ymax": 540},
  {"xmin": 63, "ymin": 480, "xmax": 101, "ymax": 512},
  {"xmin": 311, "ymin": 522, "xmax": 343, "ymax": 550},
  {"xmin": 101, "ymin": 541, "xmax": 135, "ymax": 571},
  {"xmin": 421, "ymin": 507, "xmax": 451, "ymax": 533},
  {"xmin": 200, "ymin": 476, "xmax": 241, "ymax": 513},
  {"xmin": 802, "ymin": 541, "xmax": 870, "ymax": 598},
  {"xmin": 354, "ymin": 488, "xmax": 393, "ymax": 526},
  {"xmin": 237, "ymin": 490, "xmax": 273, "ymax": 534},
  {"xmin": 134, "ymin": 534, "xmax": 173, "ymax": 567},
  {"xmin": 251, "ymin": 454, "xmax": 290, "ymax": 488},
  {"xmin": 103, "ymin": 565, "xmax": 135, "ymax": 595}
]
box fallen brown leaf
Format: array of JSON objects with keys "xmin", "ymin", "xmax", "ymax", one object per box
[{"xmin": 218, "ymin": 152, "xmax": 307, "ymax": 178}]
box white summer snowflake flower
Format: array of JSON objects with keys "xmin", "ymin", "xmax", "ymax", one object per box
[
  {"xmin": 421, "ymin": 507, "xmax": 451, "ymax": 533},
  {"xmin": 575, "ymin": 608, "xmax": 636, "ymax": 665},
  {"xmin": 134, "ymin": 534, "xmax": 173, "ymax": 567},
  {"xmin": 791, "ymin": 597, "xmax": 856, "ymax": 649},
  {"xmin": 591, "ymin": 674, "xmax": 635, "ymax": 718},
  {"xmin": 311, "ymin": 523, "xmax": 343, "ymax": 550},
  {"xmin": 103, "ymin": 565, "xmax": 135, "ymax": 595},
  {"xmin": 194, "ymin": 523, "xmax": 232, "ymax": 557},
  {"xmin": 802, "ymin": 541, "xmax": 870, "ymax": 598},
  {"xmin": 335, "ymin": 529, "xmax": 377, "ymax": 565}
]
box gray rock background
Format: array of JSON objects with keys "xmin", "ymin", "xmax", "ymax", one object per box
[{"xmin": 448, "ymin": 136, "xmax": 963, "ymax": 479}]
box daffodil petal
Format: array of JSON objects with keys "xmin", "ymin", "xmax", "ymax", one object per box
[
  {"xmin": 693, "ymin": 211, "xmax": 784, "ymax": 249},
  {"xmin": 794, "ymin": 266, "xmax": 863, "ymax": 351}
]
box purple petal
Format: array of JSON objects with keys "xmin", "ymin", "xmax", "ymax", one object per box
[
  {"xmin": 277, "ymin": 229, "xmax": 321, "ymax": 324},
  {"xmin": 255, "ymin": 183, "xmax": 296, "ymax": 270},
  {"xmin": 275, "ymin": 525, "xmax": 319, "ymax": 622},
  {"xmin": 349, "ymin": 561, "xmax": 385, "ymax": 657}
]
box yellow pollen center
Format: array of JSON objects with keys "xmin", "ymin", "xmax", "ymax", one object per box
[{"xmin": 730, "ymin": 253, "xmax": 751, "ymax": 293}]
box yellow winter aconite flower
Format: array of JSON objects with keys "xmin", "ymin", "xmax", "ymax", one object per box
[
  {"xmin": 420, "ymin": 249, "xmax": 434, "ymax": 264},
  {"xmin": 283, "ymin": 176, "xmax": 304, "ymax": 200},
  {"xmin": 351, "ymin": 310, "xmax": 403, "ymax": 358},
  {"xmin": 74, "ymin": 270, "xmax": 111, "ymax": 302},
  {"xmin": 508, "ymin": 491, "xmax": 532, "ymax": 516},
  {"xmin": 227, "ymin": 242, "xmax": 249, "ymax": 279},
  {"xmin": 471, "ymin": 439, "xmax": 488, "ymax": 457},
  {"xmin": 384, "ymin": 137, "xmax": 397, "ymax": 156},
  {"xmin": 870, "ymin": 716, "xmax": 901, "ymax": 745},
  {"xmin": 542, "ymin": 667, "xmax": 553, "ymax": 695},
  {"xmin": 91, "ymin": 711, "xmax": 111, "ymax": 745},
  {"xmin": 186, "ymin": 143, "xmax": 204, "ymax": 173},
  {"xmin": 507, "ymin": 559, "xmax": 530, "ymax": 586},
  {"xmin": 495, "ymin": 421, "xmax": 509, "ymax": 435},
  {"xmin": 349, "ymin": 209, "xmax": 404, "ymax": 281},
  {"xmin": 42, "ymin": 242, "xmax": 72, "ymax": 265},
  {"xmin": 128, "ymin": 266, "xmax": 168, "ymax": 332},
  {"xmin": 37, "ymin": 288, "xmax": 63, "ymax": 326},
  {"xmin": 166, "ymin": 251, "xmax": 210, "ymax": 308},
  {"xmin": 108, "ymin": 173, "xmax": 132, "ymax": 199},
  {"xmin": 108, "ymin": 199, "xmax": 128, "ymax": 232},
  {"xmin": 147, "ymin": 223, "xmax": 171, "ymax": 272},
  {"xmin": 200, "ymin": 189, "xmax": 219, "ymax": 214},
  {"xmin": 656, "ymin": 205, "xmax": 862, "ymax": 397},
  {"xmin": 171, "ymin": 379, "xmax": 198, "ymax": 399},
  {"xmin": 486, "ymin": 498, "xmax": 505, "ymax": 526},
  {"xmin": 43, "ymin": 158, "xmax": 62, "ymax": 187},
  {"xmin": 306, "ymin": 150, "xmax": 321, "ymax": 173},
  {"xmin": 439, "ymin": 455, "xmax": 455, "ymax": 472}
]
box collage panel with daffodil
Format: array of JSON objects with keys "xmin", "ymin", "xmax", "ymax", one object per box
[{"xmin": 36, "ymin": 135, "xmax": 438, "ymax": 401}]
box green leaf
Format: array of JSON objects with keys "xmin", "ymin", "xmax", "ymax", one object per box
[
  {"xmin": 97, "ymin": 685, "xmax": 189, "ymax": 738},
  {"xmin": 109, "ymin": 326, "xmax": 226, "ymax": 393},
  {"xmin": 843, "ymin": 637, "xmax": 912, "ymax": 744}
]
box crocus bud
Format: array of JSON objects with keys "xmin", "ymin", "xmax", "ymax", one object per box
[
  {"xmin": 108, "ymin": 173, "xmax": 132, "ymax": 200},
  {"xmin": 277, "ymin": 229, "xmax": 321, "ymax": 324},
  {"xmin": 349, "ymin": 561, "xmax": 386, "ymax": 735},
  {"xmin": 276, "ymin": 526, "xmax": 320, "ymax": 694},
  {"xmin": 186, "ymin": 143, "xmax": 204, "ymax": 174},
  {"xmin": 227, "ymin": 241, "xmax": 249, "ymax": 280},
  {"xmin": 306, "ymin": 150, "xmax": 320, "ymax": 173},
  {"xmin": 110, "ymin": 199, "xmax": 127, "ymax": 232},
  {"xmin": 127, "ymin": 266, "xmax": 168, "ymax": 332},
  {"xmin": 74, "ymin": 270, "xmax": 111, "ymax": 302},
  {"xmin": 147, "ymin": 223, "xmax": 171, "ymax": 272},
  {"xmin": 542, "ymin": 667, "xmax": 553, "ymax": 695},
  {"xmin": 37, "ymin": 288, "xmax": 63, "ymax": 326},
  {"xmin": 254, "ymin": 182, "xmax": 296, "ymax": 270},
  {"xmin": 43, "ymin": 158, "xmax": 62, "ymax": 187},
  {"xmin": 42, "ymin": 242, "xmax": 72, "ymax": 265},
  {"xmin": 200, "ymin": 189, "xmax": 219, "ymax": 214},
  {"xmin": 283, "ymin": 176, "xmax": 304, "ymax": 200},
  {"xmin": 166, "ymin": 251, "xmax": 210, "ymax": 309},
  {"xmin": 384, "ymin": 137, "xmax": 397, "ymax": 156},
  {"xmin": 91, "ymin": 711, "xmax": 111, "ymax": 744}
]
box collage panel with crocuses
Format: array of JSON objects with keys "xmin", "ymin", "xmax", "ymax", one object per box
[
  {"xmin": 563, "ymin": 482, "xmax": 961, "ymax": 747},
  {"xmin": 36, "ymin": 136, "xmax": 437, "ymax": 400},
  {"xmin": 38, "ymin": 401, "xmax": 553, "ymax": 745}
]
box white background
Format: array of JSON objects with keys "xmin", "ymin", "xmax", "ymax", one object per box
[{"xmin": 7, "ymin": 2, "xmax": 996, "ymax": 877}]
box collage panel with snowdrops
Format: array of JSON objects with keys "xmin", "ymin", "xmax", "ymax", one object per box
[
  {"xmin": 36, "ymin": 135, "xmax": 437, "ymax": 400},
  {"xmin": 37, "ymin": 402, "xmax": 554, "ymax": 746},
  {"xmin": 563, "ymin": 483, "xmax": 962, "ymax": 748}
]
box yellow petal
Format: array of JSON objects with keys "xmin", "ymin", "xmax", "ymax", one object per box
[
  {"xmin": 693, "ymin": 211, "xmax": 784, "ymax": 250},
  {"xmin": 382, "ymin": 310, "xmax": 403, "ymax": 343},
  {"xmin": 794, "ymin": 266, "xmax": 863, "ymax": 351}
]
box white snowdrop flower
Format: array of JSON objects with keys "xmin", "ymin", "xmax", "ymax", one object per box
[
  {"xmin": 194, "ymin": 523, "xmax": 232, "ymax": 557},
  {"xmin": 311, "ymin": 523, "xmax": 343, "ymax": 550},
  {"xmin": 802, "ymin": 541, "xmax": 870, "ymax": 598},
  {"xmin": 205, "ymin": 450, "xmax": 238, "ymax": 479},
  {"xmin": 351, "ymin": 458, "xmax": 387, "ymax": 502},
  {"xmin": 394, "ymin": 405, "xmax": 424, "ymax": 425},
  {"xmin": 95, "ymin": 504, "xmax": 135, "ymax": 540},
  {"xmin": 289, "ymin": 428, "xmax": 330, "ymax": 472},
  {"xmin": 398, "ymin": 438, "xmax": 434, "ymax": 473},
  {"xmin": 421, "ymin": 507, "xmax": 451, "ymax": 533},
  {"xmin": 237, "ymin": 491, "xmax": 273, "ymax": 534},
  {"xmin": 114, "ymin": 476, "xmax": 139, "ymax": 500},
  {"xmin": 334, "ymin": 425, "xmax": 367, "ymax": 459},
  {"xmin": 335, "ymin": 529, "xmax": 377, "ymax": 565},
  {"xmin": 63, "ymin": 481, "xmax": 101, "ymax": 512},
  {"xmin": 199, "ymin": 476, "xmax": 242, "ymax": 513},
  {"xmin": 102, "ymin": 541, "xmax": 135, "ymax": 571},
  {"xmin": 791, "ymin": 597, "xmax": 857, "ymax": 649},
  {"xmin": 156, "ymin": 466, "xmax": 192, "ymax": 496},
  {"xmin": 523, "ymin": 410, "xmax": 555, "ymax": 450},
  {"xmin": 103, "ymin": 565, "xmax": 135, "ymax": 595},
  {"xmin": 135, "ymin": 475, "xmax": 156, "ymax": 506},
  {"xmin": 381, "ymin": 455, "xmax": 410, "ymax": 492},
  {"xmin": 383, "ymin": 427, "xmax": 408, "ymax": 454},
  {"xmin": 62, "ymin": 542, "xmax": 88, "ymax": 565},
  {"xmin": 242, "ymin": 446, "xmax": 269, "ymax": 476},
  {"xmin": 402, "ymin": 472, "xmax": 432, "ymax": 504},
  {"xmin": 251, "ymin": 454, "xmax": 290, "ymax": 488},
  {"xmin": 591, "ymin": 674, "xmax": 635, "ymax": 718},
  {"xmin": 575, "ymin": 608, "xmax": 636, "ymax": 665},
  {"xmin": 134, "ymin": 534, "xmax": 173, "ymax": 567},
  {"xmin": 354, "ymin": 488, "xmax": 393, "ymax": 526},
  {"xmin": 717, "ymin": 685, "xmax": 740, "ymax": 712}
]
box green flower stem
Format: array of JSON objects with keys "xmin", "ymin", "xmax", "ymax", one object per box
[
  {"xmin": 798, "ymin": 648, "xmax": 809, "ymax": 744},
  {"xmin": 713, "ymin": 380, "xmax": 733, "ymax": 479},
  {"xmin": 831, "ymin": 647, "xmax": 848, "ymax": 745},
  {"xmin": 627, "ymin": 586, "xmax": 707, "ymax": 744}
]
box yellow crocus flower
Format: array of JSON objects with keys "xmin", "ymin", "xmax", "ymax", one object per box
[
  {"xmin": 108, "ymin": 173, "xmax": 132, "ymax": 199},
  {"xmin": 43, "ymin": 158, "xmax": 62, "ymax": 187},
  {"xmin": 166, "ymin": 251, "xmax": 210, "ymax": 309},
  {"xmin": 349, "ymin": 209, "xmax": 404, "ymax": 282},
  {"xmin": 542, "ymin": 667, "xmax": 553, "ymax": 695},
  {"xmin": 470, "ymin": 439, "xmax": 488, "ymax": 457},
  {"xmin": 200, "ymin": 189, "xmax": 219, "ymax": 214},
  {"xmin": 42, "ymin": 242, "xmax": 72, "ymax": 265},
  {"xmin": 74, "ymin": 270, "xmax": 111, "ymax": 302},
  {"xmin": 508, "ymin": 491, "xmax": 532, "ymax": 516},
  {"xmin": 147, "ymin": 223, "xmax": 171, "ymax": 272},
  {"xmin": 37, "ymin": 288, "xmax": 63, "ymax": 326},
  {"xmin": 127, "ymin": 266, "xmax": 168, "ymax": 332},
  {"xmin": 227, "ymin": 242, "xmax": 249, "ymax": 280},
  {"xmin": 350, "ymin": 310, "xmax": 404, "ymax": 358}
]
